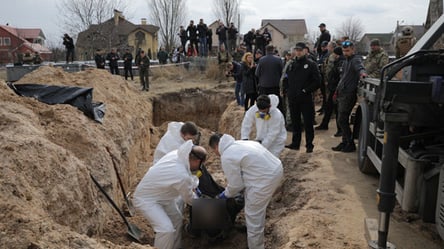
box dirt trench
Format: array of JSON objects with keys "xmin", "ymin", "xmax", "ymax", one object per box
[{"xmin": 87, "ymin": 82, "xmax": 312, "ymax": 249}]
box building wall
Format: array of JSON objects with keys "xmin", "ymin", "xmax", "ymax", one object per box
[
  {"xmin": 128, "ymin": 30, "xmax": 158, "ymax": 59},
  {"xmin": 0, "ymin": 28, "xmax": 23, "ymax": 64}
]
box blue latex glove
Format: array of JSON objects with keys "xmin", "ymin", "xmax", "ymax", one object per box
[
  {"xmin": 195, "ymin": 187, "xmax": 202, "ymax": 197},
  {"xmin": 217, "ymin": 191, "xmax": 227, "ymax": 199}
]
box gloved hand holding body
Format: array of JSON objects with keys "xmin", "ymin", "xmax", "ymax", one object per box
[
  {"xmin": 217, "ymin": 191, "xmax": 227, "ymax": 199},
  {"xmin": 195, "ymin": 187, "xmax": 202, "ymax": 197}
]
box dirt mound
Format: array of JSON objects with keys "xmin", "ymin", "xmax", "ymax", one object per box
[
  {"xmin": 1, "ymin": 66, "xmax": 155, "ymax": 249},
  {"xmin": 0, "ymin": 64, "xmax": 238, "ymax": 249}
]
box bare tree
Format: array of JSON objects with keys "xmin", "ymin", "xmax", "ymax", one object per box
[
  {"xmin": 46, "ymin": 39, "xmax": 66, "ymax": 63},
  {"xmin": 147, "ymin": 0, "xmax": 187, "ymax": 52},
  {"xmin": 212, "ymin": 0, "xmax": 241, "ymax": 28},
  {"xmin": 57, "ymin": 0, "xmax": 129, "ymax": 36},
  {"xmin": 336, "ymin": 16, "xmax": 365, "ymax": 42}
]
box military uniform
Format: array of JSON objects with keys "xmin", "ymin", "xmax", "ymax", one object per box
[
  {"xmin": 364, "ymin": 48, "xmax": 389, "ymax": 78},
  {"xmin": 396, "ymin": 35, "xmax": 416, "ymax": 58}
]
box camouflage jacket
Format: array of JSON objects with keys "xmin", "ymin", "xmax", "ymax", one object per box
[
  {"xmin": 396, "ymin": 35, "xmax": 416, "ymax": 58},
  {"xmin": 324, "ymin": 53, "xmax": 336, "ymax": 81},
  {"xmin": 364, "ymin": 48, "xmax": 389, "ymax": 79}
]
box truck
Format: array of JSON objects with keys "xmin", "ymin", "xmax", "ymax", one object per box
[{"xmin": 355, "ymin": 13, "xmax": 444, "ymax": 248}]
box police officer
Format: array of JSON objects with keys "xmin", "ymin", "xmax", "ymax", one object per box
[
  {"xmin": 364, "ymin": 39, "xmax": 389, "ymax": 79},
  {"xmin": 284, "ymin": 42, "xmax": 321, "ymax": 153}
]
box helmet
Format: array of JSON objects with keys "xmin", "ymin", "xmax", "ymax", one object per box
[{"xmin": 401, "ymin": 26, "xmax": 413, "ymax": 36}]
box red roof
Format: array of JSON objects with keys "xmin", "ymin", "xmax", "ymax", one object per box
[
  {"xmin": 0, "ymin": 25, "xmax": 45, "ymax": 39},
  {"xmin": 0, "ymin": 25, "xmax": 19, "ymax": 36},
  {"xmin": 17, "ymin": 28, "xmax": 44, "ymax": 39}
]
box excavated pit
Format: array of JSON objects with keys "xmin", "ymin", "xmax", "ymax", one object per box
[{"xmin": 152, "ymin": 88, "xmax": 234, "ymax": 131}]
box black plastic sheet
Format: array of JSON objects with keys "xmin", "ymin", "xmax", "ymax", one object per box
[{"xmin": 8, "ymin": 83, "xmax": 105, "ymax": 123}]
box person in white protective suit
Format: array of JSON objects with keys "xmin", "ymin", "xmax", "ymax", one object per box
[
  {"xmin": 153, "ymin": 121, "xmax": 199, "ymax": 164},
  {"xmin": 209, "ymin": 133, "xmax": 283, "ymax": 249},
  {"xmin": 133, "ymin": 141, "xmax": 206, "ymax": 249},
  {"xmin": 240, "ymin": 94, "xmax": 287, "ymax": 157}
]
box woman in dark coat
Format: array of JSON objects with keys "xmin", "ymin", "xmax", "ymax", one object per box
[{"xmin": 241, "ymin": 52, "xmax": 258, "ymax": 111}]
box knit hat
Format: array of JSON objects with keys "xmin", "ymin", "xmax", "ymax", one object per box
[
  {"xmin": 333, "ymin": 47, "xmax": 343, "ymax": 56},
  {"xmin": 370, "ymin": 39, "xmax": 380, "ymax": 46}
]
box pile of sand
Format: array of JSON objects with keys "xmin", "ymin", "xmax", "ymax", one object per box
[
  {"xmin": 0, "ymin": 63, "xmax": 244, "ymax": 248},
  {"xmin": 0, "ymin": 66, "xmax": 156, "ymax": 249}
]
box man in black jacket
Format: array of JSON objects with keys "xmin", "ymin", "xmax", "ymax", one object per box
[
  {"xmin": 62, "ymin": 33, "xmax": 75, "ymax": 63},
  {"xmin": 284, "ymin": 42, "xmax": 321, "ymax": 153},
  {"xmin": 94, "ymin": 49, "xmax": 105, "ymax": 69},
  {"xmin": 243, "ymin": 29, "xmax": 255, "ymax": 52},
  {"xmin": 106, "ymin": 48, "xmax": 120, "ymax": 75},
  {"xmin": 122, "ymin": 48, "xmax": 133, "ymax": 80},
  {"xmin": 332, "ymin": 41, "xmax": 367, "ymax": 152},
  {"xmin": 197, "ymin": 19, "xmax": 208, "ymax": 56},
  {"xmin": 186, "ymin": 20, "xmax": 198, "ymax": 55},
  {"xmin": 314, "ymin": 23, "xmax": 331, "ymax": 56},
  {"xmin": 255, "ymin": 45, "xmax": 283, "ymax": 113}
]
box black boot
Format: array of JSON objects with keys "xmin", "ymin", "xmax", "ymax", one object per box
[
  {"xmin": 315, "ymin": 124, "xmax": 328, "ymax": 130},
  {"xmin": 285, "ymin": 143, "xmax": 300, "ymax": 150},
  {"xmin": 334, "ymin": 131, "xmax": 343, "ymax": 137},
  {"xmin": 306, "ymin": 144, "xmax": 314, "ymax": 153},
  {"xmin": 341, "ymin": 142, "xmax": 356, "ymax": 153},
  {"xmin": 332, "ymin": 142, "xmax": 345, "ymax": 151}
]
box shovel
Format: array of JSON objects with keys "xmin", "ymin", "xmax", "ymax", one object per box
[
  {"xmin": 106, "ymin": 147, "xmax": 136, "ymax": 217},
  {"xmin": 90, "ymin": 173, "xmax": 142, "ymax": 243}
]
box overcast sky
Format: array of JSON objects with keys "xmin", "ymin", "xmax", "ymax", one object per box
[{"xmin": 0, "ymin": 0, "xmax": 429, "ymax": 45}]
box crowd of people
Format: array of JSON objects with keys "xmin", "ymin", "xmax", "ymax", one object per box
[
  {"xmin": 60, "ymin": 20, "xmax": 403, "ymax": 155},
  {"xmin": 221, "ymin": 22, "xmax": 395, "ymax": 155}
]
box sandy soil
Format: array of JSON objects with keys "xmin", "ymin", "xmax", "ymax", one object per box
[{"xmin": 0, "ymin": 63, "xmax": 443, "ymax": 249}]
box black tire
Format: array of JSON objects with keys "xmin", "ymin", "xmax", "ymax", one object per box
[{"xmin": 356, "ymin": 102, "xmax": 377, "ymax": 174}]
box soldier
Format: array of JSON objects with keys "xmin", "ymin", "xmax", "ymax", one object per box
[
  {"xmin": 395, "ymin": 26, "xmax": 416, "ymax": 58},
  {"xmin": 364, "ymin": 39, "xmax": 389, "ymax": 79},
  {"xmin": 137, "ymin": 50, "xmax": 150, "ymax": 91},
  {"xmin": 22, "ymin": 50, "xmax": 34, "ymax": 64}
]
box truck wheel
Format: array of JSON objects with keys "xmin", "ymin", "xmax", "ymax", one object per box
[{"xmin": 357, "ymin": 103, "xmax": 377, "ymax": 174}]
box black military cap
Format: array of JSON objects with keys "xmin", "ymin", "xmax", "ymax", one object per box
[{"xmin": 295, "ymin": 42, "xmax": 306, "ymax": 49}]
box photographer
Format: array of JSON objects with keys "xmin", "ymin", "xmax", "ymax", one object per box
[{"xmin": 62, "ymin": 33, "xmax": 75, "ymax": 63}]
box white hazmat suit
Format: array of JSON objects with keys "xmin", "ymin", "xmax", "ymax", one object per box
[
  {"xmin": 218, "ymin": 134, "xmax": 283, "ymax": 249},
  {"xmin": 133, "ymin": 140, "xmax": 198, "ymax": 249},
  {"xmin": 153, "ymin": 121, "xmax": 187, "ymax": 165},
  {"xmin": 241, "ymin": 94, "xmax": 287, "ymax": 157}
]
